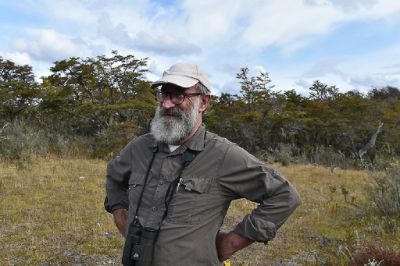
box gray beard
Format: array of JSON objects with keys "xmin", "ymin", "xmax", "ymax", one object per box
[{"xmin": 150, "ymin": 98, "xmax": 200, "ymax": 144}]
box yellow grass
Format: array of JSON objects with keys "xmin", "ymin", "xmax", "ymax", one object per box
[
  {"xmin": 0, "ymin": 156, "xmax": 122, "ymax": 265},
  {"xmin": 0, "ymin": 157, "xmax": 399, "ymax": 265}
]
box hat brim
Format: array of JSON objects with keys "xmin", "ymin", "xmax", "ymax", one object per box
[{"xmin": 151, "ymin": 74, "xmax": 198, "ymax": 89}]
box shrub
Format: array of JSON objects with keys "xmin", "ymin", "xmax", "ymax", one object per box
[
  {"xmin": 312, "ymin": 145, "xmax": 350, "ymax": 168},
  {"xmin": 350, "ymin": 244, "xmax": 400, "ymax": 266},
  {"xmin": 272, "ymin": 143, "xmax": 293, "ymax": 166},
  {"xmin": 0, "ymin": 120, "xmax": 49, "ymax": 161},
  {"xmin": 368, "ymin": 166, "xmax": 400, "ymax": 217},
  {"xmin": 84, "ymin": 122, "xmax": 139, "ymax": 160}
]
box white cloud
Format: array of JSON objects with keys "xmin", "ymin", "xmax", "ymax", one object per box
[
  {"xmin": 220, "ymin": 78, "xmax": 241, "ymax": 96},
  {"xmin": 97, "ymin": 14, "xmax": 135, "ymax": 45},
  {"xmin": 181, "ymin": 0, "xmax": 243, "ymax": 46},
  {"xmin": 133, "ymin": 32, "xmax": 202, "ymax": 56},
  {"xmin": 305, "ymin": 0, "xmax": 377, "ymax": 11},
  {"xmin": 3, "ymin": 52, "xmax": 32, "ymax": 66},
  {"xmin": 295, "ymin": 79, "xmax": 313, "ymax": 94},
  {"xmin": 350, "ymin": 74, "xmax": 400, "ymax": 89},
  {"xmin": 343, "ymin": 43, "xmax": 400, "ymax": 90},
  {"xmin": 15, "ymin": 0, "xmax": 95, "ymax": 25},
  {"xmin": 238, "ymin": 0, "xmax": 400, "ymax": 53},
  {"xmin": 147, "ymin": 60, "xmax": 165, "ymax": 80},
  {"xmin": 254, "ymin": 65, "xmax": 267, "ymax": 75},
  {"xmin": 3, "ymin": 51, "xmax": 60, "ymax": 80},
  {"xmin": 1, "ymin": 0, "xmax": 400, "ymax": 94},
  {"xmin": 296, "ymin": 41, "xmax": 400, "ymax": 93},
  {"xmin": 12, "ymin": 29, "xmax": 85, "ymax": 62},
  {"xmin": 303, "ymin": 58, "xmax": 346, "ymax": 79},
  {"xmin": 96, "ymin": 12, "xmax": 202, "ymax": 56},
  {"xmin": 240, "ymin": 0, "xmax": 343, "ymax": 51}
]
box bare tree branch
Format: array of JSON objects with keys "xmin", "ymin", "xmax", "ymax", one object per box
[{"xmin": 358, "ymin": 121, "xmax": 384, "ymax": 159}]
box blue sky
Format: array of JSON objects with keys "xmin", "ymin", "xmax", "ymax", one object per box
[{"xmin": 1, "ymin": 0, "xmax": 400, "ymax": 96}]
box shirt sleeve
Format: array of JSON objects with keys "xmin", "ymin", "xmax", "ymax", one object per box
[
  {"xmin": 104, "ymin": 142, "xmax": 133, "ymax": 213},
  {"xmin": 218, "ymin": 144, "xmax": 301, "ymax": 243}
]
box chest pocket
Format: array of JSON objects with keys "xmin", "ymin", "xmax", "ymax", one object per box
[{"xmin": 166, "ymin": 176, "xmax": 213, "ymax": 225}]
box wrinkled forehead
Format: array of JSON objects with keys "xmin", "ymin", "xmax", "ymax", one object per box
[{"xmin": 159, "ymin": 83, "xmax": 197, "ymax": 93}]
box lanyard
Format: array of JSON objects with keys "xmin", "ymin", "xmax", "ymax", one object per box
[
  {"xmin": 133, "ymin": 147, "xmax": 158, "ymax": 225},
  {"xmin": 162, "ymin": 149, "xmax": 199, "ymax": 222},
  {"xmin": 132, "ymin": 147, "xmax": 199, "ymax": 228}
]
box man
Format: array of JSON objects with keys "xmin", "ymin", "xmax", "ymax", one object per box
[{"xmin": 105, "ymin": 63, "xmax": 301, "ymax": 266}]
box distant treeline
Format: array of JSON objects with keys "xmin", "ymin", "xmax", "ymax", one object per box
[{"xmin": 1, "ymin": 51, "xmax": 399, "ymax": 168}]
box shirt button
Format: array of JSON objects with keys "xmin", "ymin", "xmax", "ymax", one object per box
[{"xmin": 151, "ymin": 206, "xmax": 157, "ymax": 212}]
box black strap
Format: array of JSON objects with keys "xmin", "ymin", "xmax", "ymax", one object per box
[
  {"xmin": 133, "ymin": 147, "xmax": 158, "ymax": 224},
  {"xmin": 132, "ymin": 147, "xmax": 199, "ymax": 227},
  {"xmin": 182, "ymin": 149, "xmax": 199, "ymax": 167},
  {"xmin": 162, "ymin": 149, "xmax": 199, "ymax": 223}
]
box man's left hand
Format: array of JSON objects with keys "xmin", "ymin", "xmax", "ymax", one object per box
[{"xmin": 216, "ymin": 231, "xmax": 254, "ymax": 261}]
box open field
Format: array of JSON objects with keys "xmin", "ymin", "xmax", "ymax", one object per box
[{"xmin": 0, "ymin": 156, "xmax": 399, "ymax": 265}]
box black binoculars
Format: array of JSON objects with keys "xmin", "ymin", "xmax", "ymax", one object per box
[{"xmin": 122, "ymin": 223, "xmax": 158, "ymax": 266}]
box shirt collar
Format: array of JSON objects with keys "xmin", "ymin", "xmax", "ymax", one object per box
[
  {"xmin": 147, "ymin": 135, "xmax": 159, "ymax": 152},
  {"xmin": 148, "ymin": 124, "xmax": 207, "ymax": 154},
  {"xmin": 181, "ymin": 124, "xmax": 206, "ymax": 152}
]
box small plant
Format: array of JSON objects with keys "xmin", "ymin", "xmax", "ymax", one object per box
[
  {"xmin": 364, "ymin": 259, "xmax": 384, "ymax": 266},
  {"xmin": 328, "ymin": 185, "xmax": 337, "ymax": 200},
  {"xmin": 341, "ymin": 184, "xmax": 349, "ymax": 202}
]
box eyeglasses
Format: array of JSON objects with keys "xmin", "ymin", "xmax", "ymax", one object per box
[{"xmin": 156, "ymin": 91, "xmax": 203, "ymax": 105}]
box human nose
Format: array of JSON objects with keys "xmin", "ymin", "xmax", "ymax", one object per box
[{"xmin": 161, "ymin": 95, "xmax": 176, "ymax": 109}]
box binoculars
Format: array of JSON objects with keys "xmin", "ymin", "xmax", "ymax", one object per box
[{"xmin": 122, "ymin": 223, "xmax": 158, "ymax": 266}]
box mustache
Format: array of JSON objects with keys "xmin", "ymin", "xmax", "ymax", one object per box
[{"xmin": 159, "ymin": 107, "xmax": 183, "ymax": 117}]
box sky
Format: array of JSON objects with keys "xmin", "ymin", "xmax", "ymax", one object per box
[{"xmin": 1, "ymin": 0, "xmax": 400, "ymax": 96}]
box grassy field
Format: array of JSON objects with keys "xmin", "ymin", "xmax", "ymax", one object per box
[{"xmin": 0, "ymin": 156, "xmax": 399, "ymax": 265}]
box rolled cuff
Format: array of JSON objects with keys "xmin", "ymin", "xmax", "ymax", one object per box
[
  {"xmin": 104, "ymin": 195, "xmax": 128, "ymax": 213},
  {"xmin": 233, "ymin": 214, "xmax": 276, "ymax": 243}
]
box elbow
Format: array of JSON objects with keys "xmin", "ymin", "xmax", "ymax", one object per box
[{"xmin": 289, "ymin": 187, "xmax": 301, "ymax": 211}]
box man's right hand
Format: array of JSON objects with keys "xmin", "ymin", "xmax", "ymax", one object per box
[{"xmin": 112, "ymin": 208, "xmax": 128, "ymax": 237}]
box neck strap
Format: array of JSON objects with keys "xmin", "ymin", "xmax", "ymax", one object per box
[
  {"xmin": 162, "ymin": 149, "xmax": 199, "ymax": 223},
  {"xmin": 133, "ymin": 147, "xmax": 158, "ymax": 224},
  {"xmin": 132, "ymin": 147, "xmax": 200, "ymax": 227}
]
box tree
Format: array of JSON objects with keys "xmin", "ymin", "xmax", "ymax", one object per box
[
  {"xmin": 41, "ymin": 51, "xmax": 155, "ymax": 136},
  {"xmin": 308, "ymin": 80, "xmax": 339, "ymax": 101},
  {"xmin": 368, "ymin": 86, "xmax": 400, "ymax": 101},
  {"xmin": 236, "ymin": 67, "xmax": 275, "ymax": 111},
  {"xmin": 0, "ymin": 57, "xmax": 40, "ymax": 121}
]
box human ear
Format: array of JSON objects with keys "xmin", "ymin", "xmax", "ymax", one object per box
[{"xmin": 199, "ymin": 95, "xmax": 211, "ymax": 112}]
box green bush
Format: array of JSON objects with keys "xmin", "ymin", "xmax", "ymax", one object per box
[
  {"xmin": 0, "ymin": 121, "xmax": 49, "ymax": 161},
  {"xmin": 0, "ymin": 119, "xmax": 143, "ymax": 162},
  {"xmin": 84, "ymin": 122, "xmax": 139, "ymax": 160}
]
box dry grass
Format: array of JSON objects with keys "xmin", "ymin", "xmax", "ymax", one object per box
[
  {"xmin": 0, "ymin": 156, "xmax": 122, "ymax": 265},
  {"xmin": 0, "ymin": 158, "xmax": 399, "ymax": 265},
  {"xmin": 227, "ymin": 165, "xmax": 400, "ymax": 265}
]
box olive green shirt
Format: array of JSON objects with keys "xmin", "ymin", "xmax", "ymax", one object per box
[{"xmin": 105, "ymin": 126, "xmax": 300, "ymax": 266}]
